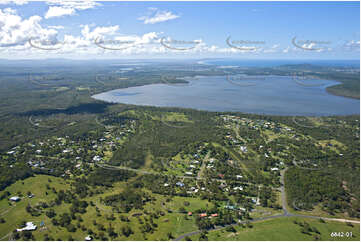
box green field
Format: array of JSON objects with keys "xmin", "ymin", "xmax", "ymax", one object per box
[{"xmin": 188, "ymin": 217, "xmax": 360, "ymax": 241}]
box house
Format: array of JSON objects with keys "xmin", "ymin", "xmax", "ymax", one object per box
[
  {"xmin": 199, "ymin": 213, "xmax": 207, "ymax": 218},
  {"xmin": 188, "ymin": 212, "xmax": 192, "ymax": 216},
  {"xmin": 218, "ymin": 174, "xmax": 224, "ymax": 179},
  {"xmin": 93, "ymin": 156, "xmax": 101, "ymax": 162},
  {"xmin": 236, "ymin": 175, "xmax": 243, "ymax": 179},
  {"xmin": 7, "ymin": 151, "xmax": 15, "ymax": 155},
  {"xmin": 85, "ymin": 235, "xmax": 92, "ymax": 241},
  {"xmin": 176, "ymin": 182, "xmax": 184, "ymax": 187},
  {"xmin": 9, "ymin": 196, "xmax": 20, "ymax": 202},
  {"xmin": 271, "ymin": 167, "xmax": 279, "ymax": 171},
  {"xmin": 185, "ymin": 171, "xmax": 193, "ymax": 175},
  {"xmin": 189, "ymin": 165, "xmax": 195, "ymax": 168},
  {"xmin": 35, "ymin": 150, "xmax": 42, "ymax": 154},
  {"xmin": 164, "ymin": 183, "xmax": 169, "ymax": 187},
  {"xmin": 17, "ymin": 222, "xmax": 37, "ymax": 232},
  {"xmin": 233, "ymin": 186, "xmax": 243, "ymax": 191},
  {"xmin": 240, "ymin": 146, "xmax": 248, "ymax": 152},
  {"xmin": 225, "ymin": 205, "xmax": 235, "ymax": 210},
  {"xmin": 211, "ymin": 213, "xmax": 218, "ymax": 217}
]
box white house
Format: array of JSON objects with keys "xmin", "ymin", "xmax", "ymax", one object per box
[
  {"xmin": 271, "ymin": 167, "xmax": 279, "ymax": 171},
  {"xmin": 9, "ymin": 196, "xmax": 20, "ymax": 202},
  {"xmin": 17, "ymin": 222, "xmax": 37, "ymax": 232},
  {"xmin": 236, "ymin": 175, "xmax": 243, "ymax": 179},
  {"xmin": 235, "ymin": 186, "xmax": 244, "ymax": 191},
  {"xmin": 93, "ymin": 156, "xmax": 102, "ymax": 162},
  {"xmin": 85, "ymin": 235, "xmax": 92, "ymax": 241},
  {"xmin": 240, "ymin": 146, "xmax": 248, "ymax": 153}
]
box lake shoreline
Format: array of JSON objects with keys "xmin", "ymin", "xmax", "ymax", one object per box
[{"xmin": 92, "ymin": 75, "xmax": 360, "ymax": 117}]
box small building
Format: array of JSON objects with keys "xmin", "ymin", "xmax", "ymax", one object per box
[
  {"xmin": 240, "ymin": 146, "xmax": 248, "ymax": 152},
  {"xmin": 218, "ymin": 174, "xmax": 224, "ymax": 179},
  {"xmin": 164, "ymin": 183, "xmax": 169, "ymax": 187},
  {"xmin": 271, "ymin": 167, "xmax": 279, "ymax": 171},
  {"xmin": 199, "ymin": 213, "xmax": 207, "ymax": 218},
  {"xmin": 211, "ymin": 213, "xmax": 218, "ymax": 217},
  {"xmin": 185, "ymin": 171, "xmax": 193, "ymax": 175},
  {"xmin": 85, "ymin": 235, "xmax": 92, "ymax": 241},
  {"xmin": 233, "ymin": 186, "xmax": 243, "ymax": 191},
  {"xmin": 176, "ymin": 182, "xmax": 184, "ymax": 187},
  {"xmin": 225, "ymin": 205, "xmax": 236, "ymax": 210},
  {"xmin": 236, "ymin": 175, "xmax": 243, "ymax": 179},
  {"xmin": 17, "ymin": 222, "xmax": 37, "ymax": 232},
  {"xmin": 188, "ymin": 212, "xmax": 193, "ymax": 216},
  {"xmin": 93, "ymin": 156, "xmax": 101, "ymax": 162},
  {"xmin": 9, "ymin": 196, "xmax": 20, "ymax": 202}
]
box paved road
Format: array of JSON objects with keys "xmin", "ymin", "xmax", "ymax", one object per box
[
  {"xmin": 173, "ymin": 167, "xmax": 359, "ymax": 241},
  {"xmin": 96, "ymin": 163, "xmax": 276, "ymax": 187}
]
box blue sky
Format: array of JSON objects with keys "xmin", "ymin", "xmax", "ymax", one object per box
[{"xmin": 0, "ymin": 1, "xmax": 359, "ymax": 59}]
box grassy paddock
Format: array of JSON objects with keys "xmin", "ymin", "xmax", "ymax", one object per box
[{"xmin": 188, "ymin": 216, "xmax": 360, "ymax": 241}]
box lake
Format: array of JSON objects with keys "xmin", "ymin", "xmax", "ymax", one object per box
[{"xmin": 92, "ymin": 75, "xmax": 360, "ymax": 116}]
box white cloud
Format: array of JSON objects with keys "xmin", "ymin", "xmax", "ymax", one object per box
[
  {"xmin": 81, "ymin": 24, "xmax": 119, "ymax": 41},
  {"xmin": 3, "ymin": 8, "xmax": 17, "ymax": 14},
  {"xmin": 0, "ymin": 8, "xmax": 57, "ymax": 47},
  {"xmin": 45, "ymin": 6, "xmax": 75, "ymax": 19},
  {"xmin": 263, "ymin": 44, "xmax": 280, "ymax": 53},
  {"xmin": 343, "ymin": 40, "xmax": 360, "ymax": 51},
  {"xmin": 46, "ymin": 0, "xmax": 100, "ymax": 10},
  {"xmin": 0, "ymin": 0, "xmax": 28, "ymax": 5},
  {"xmin": 44, "ymin": 0, "xmax": 100, "ymax": 19},
  {"xmin": 138, "ymin": 8, "xmax": 180, "ymax": 24},
  {"xmin": 283, "ymin": 46, "xmax": 290, "ymax": 53},
  {"xmin": 47, "ymin": 25, "xmax": 64, "ymax": 30}
]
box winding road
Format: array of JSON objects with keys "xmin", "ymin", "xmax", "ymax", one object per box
[
  {"xmin": 95, "ymin": 163, "xmax": 360, "ymax": 241},
  {"xmin": 173, "ymin": 167, "xmax": 359, "ymax": 241}
]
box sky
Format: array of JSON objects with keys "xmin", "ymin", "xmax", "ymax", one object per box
[{"xmin": 0, "ymin": 0, "xmax": 359, "ymax": 60}]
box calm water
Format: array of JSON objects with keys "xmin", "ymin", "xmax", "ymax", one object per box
[
  {"xmin": 92, "ymin": 76, "xmax": 360, "ymax": 116},
  {"xmin": 202, "ymin": 59, "xmax": 360, "ymax": 68}
]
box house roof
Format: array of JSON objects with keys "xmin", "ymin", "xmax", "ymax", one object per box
[{"xmin": 17, "ymin": 222, "xmax": 37, "ymax": 232}]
